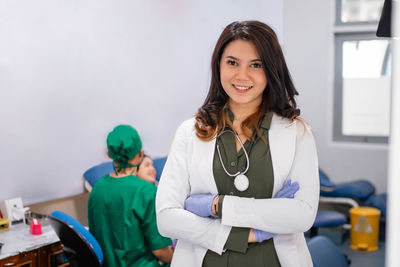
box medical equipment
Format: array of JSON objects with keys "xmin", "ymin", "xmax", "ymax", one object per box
[
  {"xmin": 216, "ymin": 115, "xmax": 265, "ymax": 192},
  {"xmin": 216, "ymin": 130, "xmax": 252, "ymax": 191}
]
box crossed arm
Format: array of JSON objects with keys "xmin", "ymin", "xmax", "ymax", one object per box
[
  {"xmin": 156, "ymin": 120, "xmax": 319, "ymax": 254},
  {"xmin": 185, "ymin": 179, "xmax": 300, "ymax": 243}
]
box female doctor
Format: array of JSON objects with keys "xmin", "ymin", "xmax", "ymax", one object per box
[{"xmin": 156, "ymin": 21, "xmax": 319, "ymax": 267}]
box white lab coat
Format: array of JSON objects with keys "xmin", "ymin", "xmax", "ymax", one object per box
[{"xmin": 156, "ymin": 114, "xmax": 319, "ymax": 267}]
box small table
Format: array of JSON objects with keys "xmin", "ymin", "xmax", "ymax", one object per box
[{"xmin": 0, "ymin": 223, "xmax": 67, "ymax": 267}]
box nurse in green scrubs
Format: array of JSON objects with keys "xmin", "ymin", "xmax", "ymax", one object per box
[{"xmin": 88, "ymin": 125, "xmax": 173, "ymax": 267}]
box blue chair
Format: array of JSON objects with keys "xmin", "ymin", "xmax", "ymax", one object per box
[
  {"xmin": 83, "ymin": 157, "xmax": 168, "ymax": 191},
  {"xmin": 318, "ymin": 168, "xmax": 374, "ymax": 228},
  {"xmin": 364, "ymin": 193, "xmax": 387, "ymax": 218},
  {"xmin": 319, "ymin": 169, "xmax": 375, "ymax": 201},
  {"xmin": 311, "ymin": 210, "xmax": 347, "ymax": 239},
  {"xmin": 312, "ymin": 169, "xmax": 370, "ymax": 241},
  {"xmin": 318, "ymin": 169, "xmax": 385, "ymax": 231},
  {"xmin": 307, "ymin": 236, "xmax": 349, "ymax": 267},
  {"xmin": 153, "ymin": 157, "xmax": 167, "ymax": 181},
  {"xmin": 83, "ymin": 161, "xmax": 114, "ymax": 192},
  {"xmin": 48, "ymin": 210, "xmax": 103, "ymax": 267}
]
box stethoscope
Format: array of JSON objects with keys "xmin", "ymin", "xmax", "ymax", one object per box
[{"xmin": 216, "ymin": 116, "xmax": 263, "ymax": 191}]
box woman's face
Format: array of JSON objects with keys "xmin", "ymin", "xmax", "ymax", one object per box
[
  {"xmin": 137, "ymin": 156, "xmax": 156, "ymax": 184},
  {"xmin": 220, "ymin": 39, "xmax": 267, "ymax": 110}
]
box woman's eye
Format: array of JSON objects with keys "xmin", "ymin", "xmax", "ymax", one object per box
[
  {"xmin": 250, "ymin": 63, "xmax": 263, "ymax": 68},
  {"xmin": 227, "ymin": 60, "xmax": 238, "ymax": 66}
]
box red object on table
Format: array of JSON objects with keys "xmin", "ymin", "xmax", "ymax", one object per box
[{"xmin": 30, "ymin": 219, "xmax": 42, "ymax": 235}]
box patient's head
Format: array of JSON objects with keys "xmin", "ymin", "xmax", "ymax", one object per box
[{"xmin": 137, "ymin": 155, "xmax": 156, "ymax": 184}]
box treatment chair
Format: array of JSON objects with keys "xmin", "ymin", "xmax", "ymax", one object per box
[
  {"xmin": 153, "ymin": 156, "xmax": 167, "ymax": 181},
  {"xmin": 83, "ymin": 157, "xmax": 168, "ymax": 191},
  {"xmin": 364, "ymin": 193, "xmax": 387, "ymax": 218},
  {"xmin": 310, "ymin": 210, "xmax": 347, "ymax": 238},
  {"xmin": 48, "ymin": 210, "xmax": 103, "ymax": 267},
  {"xmin": 314, "ymin": 168, "xmax": 384, "ymax": 244},
  {"xmin": 318, "ymin": 168, "xmax": 389, "ymax": 223},
  {"xmin": 307, "ymin": 236, "xmax": 349, "ymax": 267},
  {"xmin": 319, "ymin": 168, "xmax": 375, "ymax": 203},
  {"xmin": 308, "ymin": 169, "xmax": 368, "ymax": 241},
  {"xmin": 83, "ymin": 161, "xmax": 114, "ymax": 192},
  {"xmin": 318, "ymin": 168, "xmax": 375, "ymax": 224}
]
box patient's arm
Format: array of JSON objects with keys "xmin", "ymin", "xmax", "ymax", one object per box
[{"xmin": 152, "ymin": 246, "xmax": 173, "ymax": 264}]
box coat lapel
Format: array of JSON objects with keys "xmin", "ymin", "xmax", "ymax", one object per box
[
  {"xmin": 269, "ymin": 113, "xmax": 297, "ymax": 196},
  {"xmin": 191, "ymin": 133, "xmax": 219, "ymax": 194}
]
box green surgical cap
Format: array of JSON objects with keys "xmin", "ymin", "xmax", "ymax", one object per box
[{"xmin": 107, "ymin": 125, "xmax": 142, "ymax": 167}]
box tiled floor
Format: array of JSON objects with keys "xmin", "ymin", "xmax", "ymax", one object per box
[
  {"xmin": 317, "ymin": 227, "xmax": 385, "ymax": 267},
  {"xmin": 339, "ymin": 240, "xmax": 385, "ymax": 267}
]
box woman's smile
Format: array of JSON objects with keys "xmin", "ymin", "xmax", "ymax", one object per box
[{"xmin": 232, "ymin": 84, "xmax": 254, "ymax": 91}]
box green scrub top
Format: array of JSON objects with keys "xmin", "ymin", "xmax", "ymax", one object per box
[
  {"xmin": 88, "ymin": 175, "xmax": 172, "ymax": 267},
  {"xmin": 202, "ymin": 111, "xmax": 281, "ymax": 267}
]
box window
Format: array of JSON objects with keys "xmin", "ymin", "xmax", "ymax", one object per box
[
  {"xmin": 338, "ymin": 0, "xmax": 384, "ymax": 23},
  {"xmin": 333, "ymin": 0, "xmax": 390, "ymax": 143}
]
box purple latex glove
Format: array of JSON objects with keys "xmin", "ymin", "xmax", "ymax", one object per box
[
  {"xmin": 184, "ymin": 194, "xmax": 218, "ymax": 217},
  {"xmin": 275, "ymin": 179, "xmax": 300, "ymax": 198},
  {"xmin": 254, "ymin": 229, "xmax": 275, "ymax": 242},
  {"xmin": 254, "ymin": 179, "xmax": 300, "ymax": 242}
]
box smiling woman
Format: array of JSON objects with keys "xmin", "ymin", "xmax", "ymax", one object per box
[
  {"xmin": 194, "ymin": 21, "xmax": 300, "ymax": 143},
  {"xmin": 156, "ymin": 21, "xmax": 319, "ymax": 267},
  {"xmin": 220, "ymin": 40, "xmax": 267, "ymax": 112}
]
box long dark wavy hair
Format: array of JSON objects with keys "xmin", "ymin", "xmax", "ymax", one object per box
[{"xmin": 195, "ymin": 20, "xmax": 300, "ymax": 141}]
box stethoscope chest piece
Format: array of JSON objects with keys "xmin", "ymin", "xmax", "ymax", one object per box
[{"xmin": 234, "ymin": 174, "xmax": 249, "ymax": 191}]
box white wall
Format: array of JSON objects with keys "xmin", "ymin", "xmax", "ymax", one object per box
[
  {"xmin": 0, "ymin": 0, "xmax": 284, "ymax": 205},
  {"xmin": 283, "ymin": 0, "xmax": 388, "ymax": 193}
]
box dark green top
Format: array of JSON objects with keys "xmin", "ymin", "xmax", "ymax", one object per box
[
  {"xmin": 88, "ymin": 175, "xmax": 172, "ymax": 267},
  {"xmin": 202, "ymin": 111, "xmax": 281, "ymax": 267}
]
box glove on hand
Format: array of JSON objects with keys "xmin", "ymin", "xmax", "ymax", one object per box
[
  {"xmin": 275, "ymin": 179, "xmax": 300, "ymax": 198},
  {"xmin": 184, "ymin": 194, "xmax": 218, "ymax": 217},
  {"xmin": 254, "ymin": 179, "xmax": 300, "ymax": 242},
  {"xmin": 254, "ymin": 229, "xmax": 275, "ymax": 243}
]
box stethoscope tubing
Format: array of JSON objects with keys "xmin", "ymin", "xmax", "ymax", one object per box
[{"xmin": 216, "ymin": 129, "xmax": 250, "ymax": 177}]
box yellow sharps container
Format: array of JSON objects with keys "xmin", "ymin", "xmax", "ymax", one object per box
[{"xmin": 349, "ymin": 207, "xmax": 381, "ymax": 251}]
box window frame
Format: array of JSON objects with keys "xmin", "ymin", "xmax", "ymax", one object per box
[
  {"xmin": 333, "ymin": 32, "xmax": 390, "ymax": 143},
  {"xmin": 333, "ymin": 0, "xmax": 389, "ymax": 144}
]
